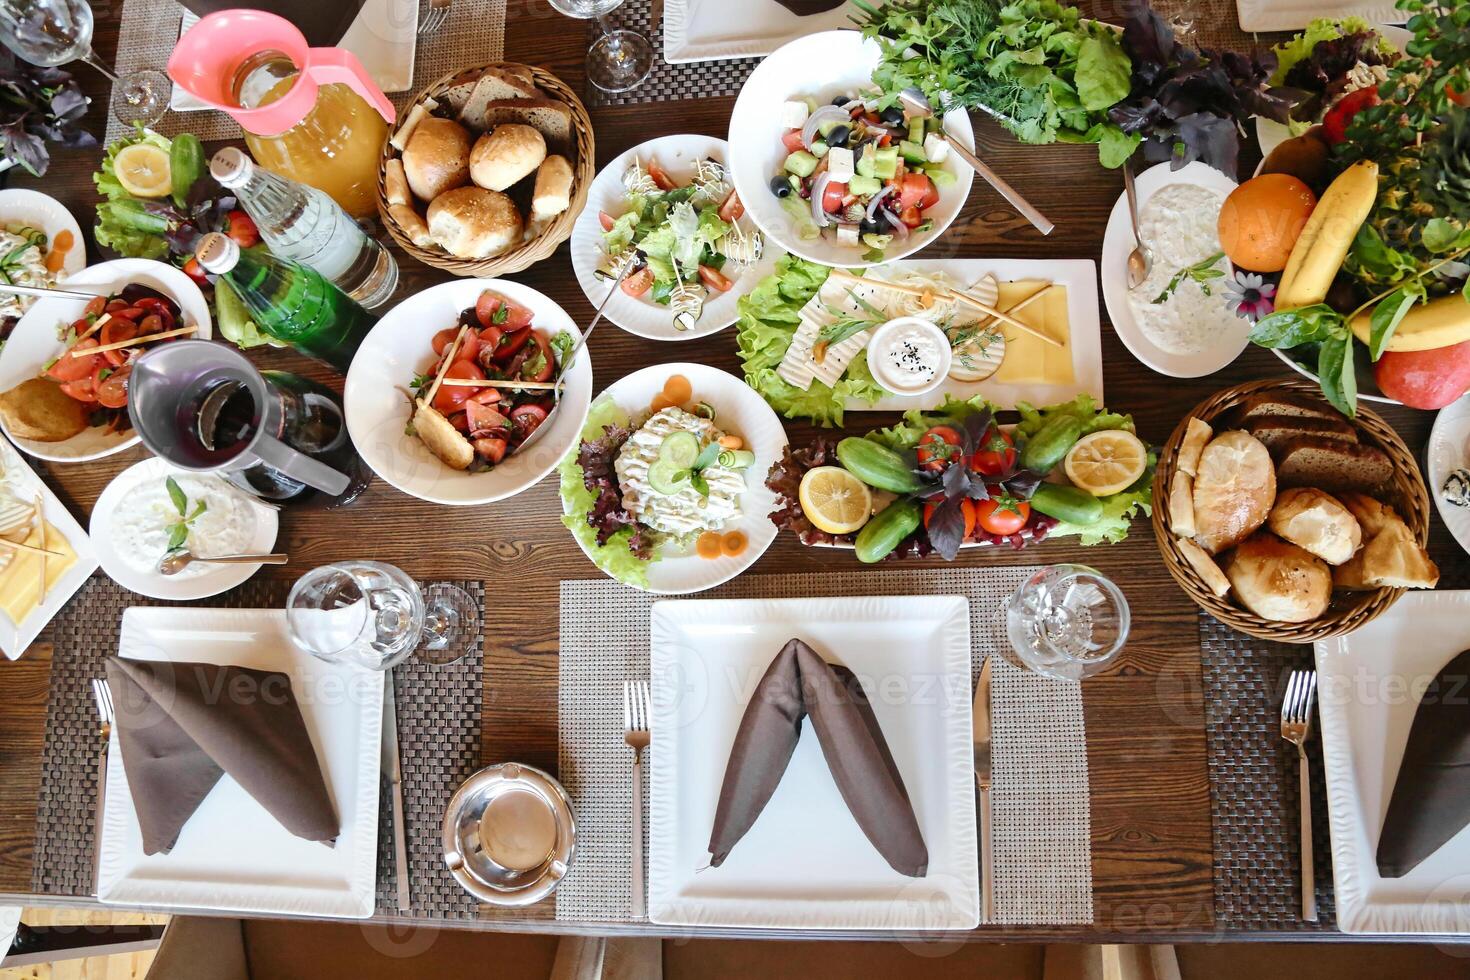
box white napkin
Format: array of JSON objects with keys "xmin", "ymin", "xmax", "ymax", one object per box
[{"xmin": 1236, "ymin": 0, "xmax": 1404, "ymax": 32}]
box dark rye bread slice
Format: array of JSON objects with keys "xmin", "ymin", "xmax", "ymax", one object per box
[
  {"xmin": 1276, "ymin": 436, "xmax": 1394, "ymax": 495},
  {"xmin": 1247, "ymin": 413, "xmax": 1358, "ymax": 460},
  {"xmin": 470, "ymin": 98, "xmax": 574, "ymax": 154},
  {"xmin": 458, "ymin": 67, "xmax": 541, "ymax": 126},
  {"xmin": 1238, "ymin": 391, "xmax": 1344, "ymax": 426}
]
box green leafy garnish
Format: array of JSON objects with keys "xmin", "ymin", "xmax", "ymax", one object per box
[
  {"xmin": 1152, "ymin": 252, "xmax": 1226, "ymax": 304},
  {"xmin": 162, "ymin": 477, "xmax": 208, "ymax": 556}
]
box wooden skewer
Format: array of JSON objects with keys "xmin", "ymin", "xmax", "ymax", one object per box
[
  {"xmin": 948, "ymin": 290, "xmax": 1065, "ymax": 348},
  {"xmin": 71, "ymin": 324, "xmax": 197, "ymax": 357},
  {"xmin": 32, "ymin": 494, "xmax": 45, "ymax": 605},
  {"xmin": 440, "ymin": 378, "xmax": 558, "ymax": 390},
  {"xmin": 829, "ymin": 268, "xmax": 1065, "ymax": 349},
  {"xmin": 0, "ymin": 537, "xmax": 68, "ymax": 559},
  {"xmin": 75, "ymin": 313, "xmax": 111, "ymax": 344},
  {"xmin": 421, "ymin": 324, "xmax": 470, "ymax": 407}
]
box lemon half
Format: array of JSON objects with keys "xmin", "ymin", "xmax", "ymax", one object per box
[
  {"xmin": 114, "ymin": 143, "xmax": 172, "ymax": 198},
  {"xmin": 1063, "ymin": 430, "xmax": 1147, "ymax": 497},
  {"xmin": 798, "ymin": 466, "xmax": 873, "ymax": 535}
]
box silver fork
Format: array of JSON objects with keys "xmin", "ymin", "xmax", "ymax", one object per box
[
  {"xmin": 623, "ymin": 680, "xmax": 651, "ymax": 919},
  {"xmin": 418, "ymin": 0, "xmax": 451, "ymax": 35},
  {"xmin": 91, "ymin": 678, "xmax": 115, "ymax": 892},
  {"xmin": 1282, "ymin": 669, "xmax": 1318, "ymax": 922}
]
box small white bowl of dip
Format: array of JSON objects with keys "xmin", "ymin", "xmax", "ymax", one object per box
[{"xmin": 866, "ymin": 316, "xmax": 953, "ymax": 398}]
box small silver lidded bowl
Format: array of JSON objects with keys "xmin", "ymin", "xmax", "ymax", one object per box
[{"xmin": 442, "ymin": 762, "xmax": 576, "ymax": 906}]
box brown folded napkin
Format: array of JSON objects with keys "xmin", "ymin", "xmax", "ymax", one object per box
[
  {"xmin": 105, "ymin": 658, "xmax": 338, "ymax": 856},
  {"xmin": 178, "ymin": 0, "xmax": 368, "ymax": 48},
  {"xmin": 1377, "ymin": 648, "xmax": 1470, "ymax": 878},
  {"xmin": 708, "ymin": 638, "xmax": 928, "ymax": 877},
  {"xmin": 772, "ymin": 0, "xmax": 846, "ymax": 14}
]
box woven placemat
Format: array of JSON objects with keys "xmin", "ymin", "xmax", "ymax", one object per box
[
  {"xmin": 557, "ymin": 566, "xmax": 1094, "ymax": 926},
  {"xmin": 31, "ymin": 576, "xmax": 484, "ymax": 920},
  {"xmin": 106, "ymin": 0, "xmax": 507, "ymax": 143},
  {"xmin": 584, "ymin": 0, "xmax": 758, "ymax": 109},
  {"xmin": 1199, "ymin": 612, "xmax": 1335, "ymax": 931}
]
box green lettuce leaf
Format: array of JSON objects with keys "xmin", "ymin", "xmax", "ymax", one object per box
[
  {"xmin": 1269, "ymin": 17, "xmax": 1380, "ymax": 85},
  {"xmin": 869, "ymin": 393, "xmax": 996, "ymax": 450},
  {"xmin": 1046, "ymin": 485, "xmax": 1152, "ymax": 545},
  {"xmin": 602, "ymin": 212, "xmax": 640, "ymax": 255},
  {"xmin": 93, "ymin": 127, "xmax": 174, "ymax": 259},
  {"xmin": 1015, "ymin": 393, "xmax": 1133, "ymax": 440},
  {"xmin": 558, "ymin": 397, "xmax": 655, "ymax": 588}
]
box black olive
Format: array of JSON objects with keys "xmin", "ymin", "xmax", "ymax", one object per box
[
  {"xmin": 880, "ymin": 105, "xmax": 905, "ymax": 126},
  {"xmin": 860, "ymin": 216, "xmax": 883, "ymax": 235},
  {"xmin": 827, "ymin": 125, "xmax": 850, "ymax": 148},
  {"xmin": 831, "ymin": 96, "xmax": 849, "ymax": 107},
  {"xmin": 769, "ymin": 175, "xmax": 792, "ymax": 198}
]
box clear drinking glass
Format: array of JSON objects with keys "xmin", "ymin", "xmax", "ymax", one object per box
[
  {"xmin": 1005, "ymin": 564, "xmax": 1130, "ymax": 681},
  {"xmin": 0, "ymin": 0, "xmax": 170, "ymax": 126},
  {"xmin": 287, "ymin": 561, "xmax": 473, "ymax": 670},
  {"xmin": 546, "ymin": 0, "xmax": 652, "ymax": 94}
]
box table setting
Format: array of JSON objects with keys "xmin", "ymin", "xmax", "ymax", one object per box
[{"xmin": 0, "ymin": 0, "xmax": 1467, "ymax": 951}]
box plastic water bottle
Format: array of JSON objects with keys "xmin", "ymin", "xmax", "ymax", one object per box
[{"xmin": 209, "ymin": 146, "xmax": 398, "ymax": 310}]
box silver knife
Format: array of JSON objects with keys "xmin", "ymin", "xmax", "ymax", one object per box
[
  {"xmin": 383, "ymin": 671, "xmax": 411, "ymax": 912},
  {"xmin": 973, "ymin": 656, "xmax": 994, "ymax": 923}
]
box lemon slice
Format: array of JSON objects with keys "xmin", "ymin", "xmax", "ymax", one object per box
[
  {"xmin": 799, "ymin": 466, "xmax": 873, "ymax": 535},
  {"xmin": 114, "ymin": 143, "xmax": 172, "ymax": 198},
  {"xmin": 1064, "ymin": 430, "xmax": 1148, "ymax": 497}
]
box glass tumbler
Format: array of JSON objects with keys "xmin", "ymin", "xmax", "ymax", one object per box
[{"xmin": 1005, "ymin": 563, "xmax": 1129, "ymax": 681}]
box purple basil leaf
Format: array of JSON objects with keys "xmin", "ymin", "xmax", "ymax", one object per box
[
  {"xmin": 960, "ymin": 408, "xmax": 994, "ymax": 455},
  {"xmin": 1173, "ymin": 111, "xmax": 1238, "ymax": 174},
  {"xmin": 926, "ymin": 497, "xmax": 966, "ymax": 561},
  {"xmin": 1003, "ymin": 469, "xmax": 1046, "ymax": 500},
  {"xmin": 941, "ymin": 459, "xmax": 972, "ymax": 498},
  {"xmin": 963, "ymin": 479, "xmax": 992, "ymax": 501}
]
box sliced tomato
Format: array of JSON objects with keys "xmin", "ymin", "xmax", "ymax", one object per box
[
  {"xmin": 468, "ymin": 386, "xmax": 502, "ymax": 405},
  {"xmin": 453, "ymin": 328, "xmax": 481, "ymax": 364},
  {"xmin": 522, "ymin": 332, "xmax": 556, "ymax": 382},
  {"xmin": 431, "ymin": 327, "xmax": 461, "ymax": 355},
  {"xmin": 47, "ymin": 337, "xmax": 100, "ymax": 382},
  {"xmin": 182, "ymin": 257, "xmax": 208, "ymax": 286},
  {"xmin": 101, "ymin": 313, "xmax": 141, "ymax": 367},
  {"xmin": 105, "ymin": 298, "xmax": 128, "ymax": 313},
  {"xmin": 599, "ymin": 210, "xmax": 617, "ymax": 232},
  {"xmin": 509, "ymin": 403, "xmax": 548, "ymax": 439},
  {"xmin": 969, "ymin": 427, "xmax": 1016, "ymax": 477},
  {"xmin": 781, "ymin": 129, "xmax": 807, "ymax": 153},
  {"xmin": 821, "ymin": 180, "xmax": 848, "ymax": 215},
  {"xmin": 621, "ymin": 266, "xmax": 654, "ymax": 297},
  {"xmin": 898, "ymin": 205, "xmax": 924, "ymax": 228},
  {"xmin": 473, "ymin": 437, "xmax": 508, "ymax": 464},
  {"xmin": 474, "ymin": 326, "xmax": 503, "ymax": 370},
  {"xmin": 225, "ymin": 209, "xmax": 260, "ymax": 248},
  {"xmin": 431, "ymin": 361, "xmax": 484, "ymax": 414},
  {"xmin": 915, "ymin": 425, "xmax": 962, "ymax": 473},
  {"xmin": 896, "ymin": 172, "xmax": 939, "ymax": 211},
  {"xmin": 465, "ymin": 399, "xmax": 512, "ymax": 438},
  {"xmin": 717, "ymin": 189, "xmax": 744, "ymax": 222},
  {"xmin": 448, "ymin": 411, "xmax": 469, "ymax": 432},
  {"xmin": 975, "ymin": 490, "xmax": 1030, "ymax": 536},
  {"xmin": 493, "ymin": 327, "xmax": 532, "ymax": 364},
  {"xmin": 474, "ymin": 290, "xmax": 535, "ymax": 330},
  {"xmin": 698, "ymin": 265, "xmax": 733, "ymax": 292},
  {"xmin": 923, "ymin": 498, "xmax": 977, "ymax": 539},
  {"xmin": 96, "ymin": 365, "xmax": 130, "ymax": 409},
  {"xmin": 59, "ymin": 375, "xmax": 96, "ymax": 403},
  {"xmin": 647, "ymin": 159, "xmax": 676, "ymax": 191},
  {"xmin": 83, "ymin": 295, "xmax": 107, "ymax": 318}
]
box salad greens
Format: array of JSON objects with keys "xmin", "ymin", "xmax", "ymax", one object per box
[
  {"xmin": 735, "ymin": 256, "xmax": 883, "ymax": 427},
  {"xmin": 559, "ymin": 398, "xmax": 656, "ymax": 588}
]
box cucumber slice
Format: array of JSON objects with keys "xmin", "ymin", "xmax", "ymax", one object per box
[
  {"xmin": 658, "ymin": 430, "xmax": 700, "ymax": 468},
  {"xmin": 647, "ymin": 457, "xmax": 689, "ymax": 496}
]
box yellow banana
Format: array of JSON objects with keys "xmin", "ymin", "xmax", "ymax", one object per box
[
  {"xmin": 1350, "ymin": 294, "xmax": 1470, "ymax": 352},
  {"xmin": 1275, "ymin": 159, "xmax": 1379, "ymax": 310}
]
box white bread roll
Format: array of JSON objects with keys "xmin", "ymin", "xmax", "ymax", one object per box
[
  {"xmin": 470, "ymin": 123, "xmax": 547, "ymax": 192},
  {"xmin": 426, "ymin": 186, "xmax": 523, "ymax": 259},
  {"xmin": 402, "ymin": 117, "xmax": 472, "ymax": 201},
  {"xmin": 1268, "ymin": 487, "xmax": 1361, "ymax": 565},
  {"xmin": 1192, "ymin": 430, "xmax": 1276, "ymax": 554},
  {"xmin": 1224, "ymin": 533, "xmax": 1332, "ymax": 623}
]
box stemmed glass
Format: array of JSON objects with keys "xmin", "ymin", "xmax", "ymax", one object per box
[
  {"xmin": 546, "ymin": 0, "xmax": 652, "ymax": 94},
  {"xmin": 1005, "ymin": 564, "xmax": 1130, "ymax": 681},
  {"xmin": 287, "ymin": 561, "xmax": 476, "ymax": 670},
  {"xmin": 0, "ymin": 0, "xmax": 170, "ymax": 127}
]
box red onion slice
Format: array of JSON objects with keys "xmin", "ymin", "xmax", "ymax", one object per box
[
  {"xmin": 865, "ymin": 185, "xmax": 896, "ymax": 222},
  {"xmin": 810, "ymin": 173, "xmax": 834, "ymax": 228},
  {"xmin": 801, "ymin": 105, "xmax": 850, "ymax": 150},
  {"xmin": 883, "ymin": 209, "xmax": 910, "ymax": 238}
]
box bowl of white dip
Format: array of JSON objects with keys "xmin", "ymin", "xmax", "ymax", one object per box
[{"xmin": 1101, "ymin": 160, "xmax": 1248, "ymax": 378}]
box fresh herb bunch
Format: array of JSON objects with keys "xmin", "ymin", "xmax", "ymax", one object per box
[
  {"xmin": 813, "ymin": 289, "xmax": 888, "ymax": 362},
  {"xmin": 163, "ymin": 477, "xmax": 208, "ymax": 554},
  {"xmin": 0, "ymin": 50, "xmax": 95, "ymax": 177}
]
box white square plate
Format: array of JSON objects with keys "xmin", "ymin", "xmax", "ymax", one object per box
[
  {"xmin": 97, "ymin": 607, "xmax": 383, "ymax": 918},
  {"xmin": 1316, "ymin": 592, "xmax": 1470, "ymax": 934},
  {"xmin": 0, "ymin": 437, "xmax": 97, "ymax": 661},
  {"xmin": 648, "ymin": 595, "xmax": 978, "ymax": 930},
  {"xmin": 664, "ymin": 0, "xmax": 853, "ymax": 63},
  {"xmin": 1236, "ymin": 0, "xmax": 1402, "ymax": 31}
]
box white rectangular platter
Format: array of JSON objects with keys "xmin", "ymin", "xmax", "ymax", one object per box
[
  {"xmin": 1315, "ymin": 591, "xmax": 1470, "ymax": 934},
  {"xmin": 1236, "ymin": 0, "xmax": 1402, "ymax": 31},
  {"xmin": 664, "ymin": 0, "xmax": 854, "ymax": 64},
  {"xmin": 0, "ymin": 437, "xmax": 96, "ymax": 660},
  {"xmin": 97, "ymin": 606, "xmax": 383, "ymax": 919},
  {"xmin": 648, "ymin": 594, "xmax": 978, "ymax": 930}
]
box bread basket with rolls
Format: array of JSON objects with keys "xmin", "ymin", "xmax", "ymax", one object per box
[
  {"xmin": 376, "ymin": 62, "xmax": 593, "ymax": 276},
  {"xmin": 1151, "ymin": 378, "xmax": 1435, "ymax": 643}
]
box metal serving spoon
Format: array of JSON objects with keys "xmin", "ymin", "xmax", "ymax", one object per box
[
  {"xmin": 157, "ymin": 550, "xmax": 289, "ymax": 576},
  {"xmin": 1123, "ymin": 161, "xmax": 1153, "ymax": 290}
]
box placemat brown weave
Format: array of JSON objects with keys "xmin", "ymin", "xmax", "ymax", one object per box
[
  {"xmin": 584, "ymin": 0, "xmax": 759, "ymax": 108},
  {"xmin": 31, "ymin": 576, "xmax": 484, "ymax": 920},
  {"xmin": 1199, "ymin": 613, "xmax": 1335, "ymax": 931}
]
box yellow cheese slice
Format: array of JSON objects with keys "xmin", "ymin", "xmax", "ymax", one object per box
[
  {"xmin": 0, "ymin": 520, "xmax": 76, "ymax": 625},
  {"xmin": 992, "ymin": 282, "xmax": 1074, "ymax": 386}
]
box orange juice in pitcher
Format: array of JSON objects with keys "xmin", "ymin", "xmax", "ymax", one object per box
[{"xmin": 167, "ymin": 10, "xmax": 393, "ymax": 218}]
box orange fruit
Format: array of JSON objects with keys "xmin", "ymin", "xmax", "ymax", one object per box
[{"xmin": 1217, "ymin": 174, "xmax": 1317, "ymax": 273}]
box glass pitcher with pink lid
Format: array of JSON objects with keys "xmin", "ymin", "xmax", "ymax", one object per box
[{"xmin": 167, "ymin": 9, "xmax": 393, "ymax": 218}]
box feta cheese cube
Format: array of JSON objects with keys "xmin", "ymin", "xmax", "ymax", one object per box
[
  {"xmin": 923, "ymin": 133, "xmax": 950, "ymax": 164},
  {"xmin": 780, "ymin": 100, "xmax": 810, "ymax": 129},
  {"xmin": 826, "ymin": 146, "xmax": 855, "ymax": 183},
  {"xmin": 836, "ymin": 223, "xmax": 860, "ymax": 246}
]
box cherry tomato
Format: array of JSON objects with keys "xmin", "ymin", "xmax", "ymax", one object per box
[
  {"xmin": 522, "ymin": 332, "xmax": 556, "ymax": 382},
  {"xmin": 465, "ymin": 399, "xmax": 511, "ymax": 438},
  {"xmin": 83, "ymin": 295, "xmax": 107, "ymax": 318},
  {"xmin": 96, "ymin": 365, "xmax": 131, "ymax": 409},
  {"xmin": 975, "ymin": 490, "xmax": 1031, "ymax": 536},
  {"xmin": 970, "ymin": 427, "xmax": 1016, "ymax": 477},
  {"xmin": 59, "ymin": 375, "xmax": 96, "ymax": 403},
  {"xmin": 431, "ymin": 361, "xmax": 484, "ymax": 414},
  {"xmin": 101, "ymin": 316, "xmax": 142, "ymax": 367},
  {"xmin": 225, "ymin": 209, "xmax": 260, "ymax": 247},
  {"xmin": 923, "ymin": 498, "xmax": 977, "ymax": 539},
  {"xmin": 599, "ymin": 210, "xmax": 617, "ymax": 232},
  {"xmin": 896, "ymin": 172, "xmax": 939, "ymax": 212},
  {"xmin": 105, "ymin": 299, "xmax": 129, "ymax": 313},
  {"xmin": 473, "ymin": 437, "xmax": 508, "ymax": 464},
  {"xmin": 452, "ymin": 328, "xmax": 481, "ymax": 365},
  {"xmin": 915, "ymin": 425, "xmax": 962, "ymax": 473},
  {"xmin": 781, "ymin": 130, "xmax": 807, "ymax": 154},
  {"xmin": 47, "ymin": 337, "xmax": 100, "ymax": 382},
  {"xmin": 474, "ymin": 291, "xmax": 535, "ymax": 330},
  {"xmin": 821, "ymin": 180, "xmax": 848, "ymax": 215},
  {"xmin": 698, "ymin": 265, "xmax": 733, "ymax": 292},
  {"xmin": 647, "ymin": 159, "xmax": 676, "ymax": 191},
  {"xmin": 468, "ymin": 386, "xmax": 502, "ymax": 406},
  {"xmin": 898, "ymin": 205, "xmax": 924, "ymax": 228},
  {"xmin": 621, "ymin": 266, "xmax": 654, "ymax": 297},
  {"xmin": 493, "ymin": 327, "xmax": 532, "ymax": 364},
  {"xmin": 431, "ymin": 327, "xmax": 461, "ymax": 355},
  {"xmin": 717, "ymin": 189, "xmax": 744, "ymax": 223},
  {"xmin": 509, "ymin": 403, "xmax": 548, "ymax": 439}
]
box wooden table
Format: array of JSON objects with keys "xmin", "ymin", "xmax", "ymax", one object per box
[{"xmin": 0, "ymin": 0, "xmax": 1466, "ymax": 945}]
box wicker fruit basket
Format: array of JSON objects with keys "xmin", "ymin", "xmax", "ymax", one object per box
[
  {"xmin": 376, "ymin": 62, "xmax": 594, "ymax": 277},
  {"xmin": 1151, "ymin": 378, "xmax": 1430, "ymax": 644}
]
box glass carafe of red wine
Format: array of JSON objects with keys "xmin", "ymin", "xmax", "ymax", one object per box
[{"xmin": 127, "ymin": 340, "xmax": 371, "ymax": 509}]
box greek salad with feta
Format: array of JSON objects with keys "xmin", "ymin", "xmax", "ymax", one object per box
[{"xmin": 771, "ymin": 91, "xmax": 954, "ymax": 262}]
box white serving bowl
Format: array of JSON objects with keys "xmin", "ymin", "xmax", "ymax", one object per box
[
  {"xmin": 727, "ymin": 29, "xmax": 975, "ymax": 269},
  {"xmin": 0, "ymin": 188, "xmax": 86, "ymax": 279},
  {"xmin": 0, "ymin": 258, "xmax": 212, "ymax": 462},
  {"xmin": 344, "ymin": 278, "xmax": 593, "ymax": 506}
]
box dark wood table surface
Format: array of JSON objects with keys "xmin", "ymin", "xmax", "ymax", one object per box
[{"xmin": 0, "ymin": 0, "xmax": 1465, "ymax": 944}]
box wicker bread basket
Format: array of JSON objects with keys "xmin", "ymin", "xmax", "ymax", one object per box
[
  {"xmin": 1151, "ymin": 378, "xmax": 1430, "ymax": 644},
  {"xmin": 376, "ymin": 63, "xmax": 594, "ymax": 276}
]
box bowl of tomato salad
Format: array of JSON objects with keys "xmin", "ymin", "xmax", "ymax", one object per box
[{"xmin": 0, "ymin": 258, "xmax": 211, "ymax": 463}]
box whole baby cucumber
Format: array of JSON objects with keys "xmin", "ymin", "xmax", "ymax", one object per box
[
  {"xmin": 1030, "ymin": 483, "xmax": 1105, "ymax": 525},
  {"xmin": 854, "ymin": 499, "xmax": 922, "ymax": 563},
  {"xmin": 836, "ymin": 437, "xmax": 923, "ymax": 493},
  {"xmin": 1019, "ymin": 415, "xmax": 1084, "ymax": 474}
]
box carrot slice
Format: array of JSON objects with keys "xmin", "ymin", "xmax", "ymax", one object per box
[
  {"xmin": 650, "ymin": 393, "xmax": 677, "ymax": 413},
  {"xmin": 696, "ymin": 531, "xmax": 723, "ymax": 559},
  {"xmin": 662, "ymin": 374, "xmax": 692, "ymax": 404},
  {"xmin": 720, "ymin": 530, "xmax": 748, "ymax": 557}
]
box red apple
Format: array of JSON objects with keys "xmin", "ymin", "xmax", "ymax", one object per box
[{"xmin": 1375, "ymin": 339, "xmax": 1470, "ymax": 409}]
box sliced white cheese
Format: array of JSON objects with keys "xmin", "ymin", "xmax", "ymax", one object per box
[
  {"xmin": 780, "ymin": 100, "xmax": 810, "ymax": 129},
  {"xmin": 836, "ymin": 222, "xmax": 860, "ymax": 246},
  {"xmin": 923, "ymin": 132, "xmax": 950, "ymax": 164},
  {"xmin": 827, "ymin": 146, "xmax": 855, "ymax": 183},
  {"xmin": 774, "ymin": 276, "xmax": 890, "ymax": 390}
]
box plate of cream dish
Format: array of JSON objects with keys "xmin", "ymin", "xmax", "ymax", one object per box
[
  {"xmin": 89, "ymin": 457, "xmax": 279, "ymax": 600},
  {"xmin": 559, "ymin": 363, "xmax": 786, "ymax": 594},
  {"xmin": 1101, "ymin": 160, "xmax": 1246, "ymax": 378}
]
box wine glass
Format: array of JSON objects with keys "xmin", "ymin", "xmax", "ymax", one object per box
[
  {"xmin": 1005, "ymin": 564, "xmax": 1130, "ymax": 681},
  {"xmin": 287, "ymin": 561, "xmax": 475, "ymax": 670},
  {"xmin": 546, "ymin": 0, "xmax": 652, "ymax": 94},
  {"xmin": 0, "ymin": 0, "xmax": 170, "ymax": 126}
]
